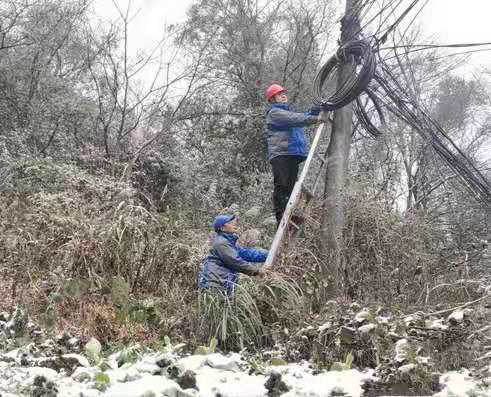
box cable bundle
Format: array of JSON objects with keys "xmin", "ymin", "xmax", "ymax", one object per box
[
  {"xmin": 372, "ymin": 60, "xmax": 491, "ymax": 206},
  {"xmin": 312, "ymin": 39, "xmax": 376, "ymax": 110},
  {"xmin": 310, "ymin": 5, "xmax": 490, "ymax": 206}
]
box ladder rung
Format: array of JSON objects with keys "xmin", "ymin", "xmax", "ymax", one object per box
[
  {"xmin": 263, "ymin": 121, "xmax": 326, "ymax": 270},
  {"xmin": 289, "ymin": 220, "xmax": 300, "ymax": 230}
]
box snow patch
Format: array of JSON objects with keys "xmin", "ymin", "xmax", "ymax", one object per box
[{"xmin": 435, "ymin": 369, "xmax": 490, "ymax": 397}]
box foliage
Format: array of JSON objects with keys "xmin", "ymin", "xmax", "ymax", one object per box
[
  {"xmin": 0, "ymin": 0, "xmax": 488, "ymax": 377},
  {"xmin": 197, "ymin": 277, "xmax": 303, "ymax": 350}
]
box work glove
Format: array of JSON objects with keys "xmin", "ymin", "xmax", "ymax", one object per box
[
  {"xmin": 309, "ymin": 105, "xmax": 321, "ymax": 116},
  {"xmin": 320, "ymin": 101, "xmax": 335, "ymax": 111},
  {"xmin": 316, "ymin": 112, "xmax": 331, "ymax": 123}
]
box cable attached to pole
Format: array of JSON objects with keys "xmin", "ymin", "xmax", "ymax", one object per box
[{"xmin": 312, "ymin": 39, "xmax": 376, "ymax": 110}]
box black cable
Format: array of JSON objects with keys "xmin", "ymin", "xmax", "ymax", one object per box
[
  {"xmin": 380, "ymin": 41, "xmax": 491, "ymax": 51},
  {"xmin": 310, "ymin": 3, "xmax": 490, "ymax": 206},
  {"xmin": 377, "ymin": 0, "xmax": 421, "ymax": 44},
  {"xmin": 312, "ymin": 39, "xmax": 376, "ymax": 109},
  {"xmin": 347, "ymin": 0, "xmax": 406, "ymax": 43},
  {"xmin": 354, "ymin": 87, "xmax": 386, "ymax": 137},
  {"xmin": 371, "ymin": 59, "xmax": 491, "ymax": 206}
]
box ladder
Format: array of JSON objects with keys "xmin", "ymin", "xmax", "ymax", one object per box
[{"xmin": 263, "ymin": 113, "xmax": 333, "ymax": 270}]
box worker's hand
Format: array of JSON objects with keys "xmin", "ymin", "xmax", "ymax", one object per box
[
  {"xmin": 309, "ymin": 105, "xmax": 321, "ymax": 116},
  {"xmin": 320, "ymin": 101, "xmax": 335, "ymax": 111},
  {"xmin": 317, "ymin": 112, "xmax": 331, "ymax": 123}
]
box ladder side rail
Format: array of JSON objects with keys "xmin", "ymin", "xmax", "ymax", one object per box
[
  {"xmin": 263, "ymin": 117, "xmax": 328, "ymax": 270},
  {"xmin": 309, "ymin": 118, "xmax": 333, "ymax": 198}
]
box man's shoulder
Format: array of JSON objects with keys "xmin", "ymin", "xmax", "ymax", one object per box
[
  {"xmin": 212, "ymin": 234, "xmax": 234, "ymax": 249},
  {"xmin": 268, "ymin": 107, "xmax": 290, "ymax": 115}
]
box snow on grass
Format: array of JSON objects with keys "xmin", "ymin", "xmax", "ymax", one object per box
[{"xmin": 434, "ymin": 369, "xmax": 491, "ymax": 397}]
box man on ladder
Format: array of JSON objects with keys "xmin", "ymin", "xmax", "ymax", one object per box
[{"xmin": 264, "ymin": 84, "xmax": 329, "ymax": 229}]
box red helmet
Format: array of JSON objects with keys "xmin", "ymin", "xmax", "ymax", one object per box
[{"xmin": 265, "ymin": 84, "xmax": 286, "ymax": 102}]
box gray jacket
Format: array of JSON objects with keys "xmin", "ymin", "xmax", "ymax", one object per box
[
  {"xmin": 198, "ymin": 232, "xmax": 267, "ymax": 295},
  {"xmin": 265, "ymin": 102, "xmax": 319, "ymax": 161}
]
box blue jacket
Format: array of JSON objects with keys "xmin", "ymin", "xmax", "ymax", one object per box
[
  {"xmin": 264, "ymin": 103, "xmax": 320, "ymax": 161},
  {"xmin": 198, "ymin": 232, "xmax": 268, "ymax": 295}
]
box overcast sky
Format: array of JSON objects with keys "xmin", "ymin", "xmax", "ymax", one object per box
[
  {"xmin": 92, "ymin": 0, "xmax": 491, "ymax": 71},
  {"xmin": 92, "ymin": 1, "xmax": 490, "ymax": 161}
]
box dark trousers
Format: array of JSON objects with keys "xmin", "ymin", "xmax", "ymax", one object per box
[{"xmin": 271, "ymin": 155, "xmax": 303, "ymax": 225}]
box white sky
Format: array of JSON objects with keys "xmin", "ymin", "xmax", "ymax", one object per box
[
  {"xmin": 91, "ymin": 0, "xmax": 489, "ymax": 163},
  {"xmin": 92, "ymin": 0, "xmax": 491, "ymax": 69}
]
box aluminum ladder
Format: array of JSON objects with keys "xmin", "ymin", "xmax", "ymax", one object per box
[{"xmin": 263, "ymin": 113, "xmax": 333, "ymax": 269}]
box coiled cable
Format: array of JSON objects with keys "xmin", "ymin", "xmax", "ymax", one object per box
[{"xmin": 313, "ymin": 39, "xmax": 376, "ymax": 110}]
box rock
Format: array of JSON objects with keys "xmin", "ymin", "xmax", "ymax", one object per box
[
  {"xmin": 447, "ymin": 308, "xmax": 473, "ymax": 325},
  {"xmin": 338, "ymin": 326, "xmax": 357, "ymax": 345},
  {"xmin": 265, "ymin": 372, "xmax": 290, "ymax": 396},
  {"xmin": 56, "ymin": 331, "xmax": 71, "ymax": 345},
  {"xmin": 155, "ymin": 354, "xmax": 174, "ymax": 368},
  {"xmin": 354, "ymin": 309, "xmax": 371, "ymax": 324},
  {"xmin": 358, "ymin": 323, "xmax": 377, "ymax": 335},
  {"xmin": 55, "ymin": 332, "xmax": 81, "ymax": 353},
  {"xmin": 403, "ymin": 312, "xmax": 424, "ymax": 327},
  {"xmin": 133, "ymin": 361, "xmax": 161, "ymax": 375},
  {"xmin": 31, "ymin": 374, "xmax": 58, "ymax": 397},
  {"xmin": 177, "ymin": 370, "xmax": 198, "ymax": 390},
  {"xmin": 176, "ymin": 355, "xmax": 207, "ymax": 374},
  {"xmin": 71, "ymin": 366, "xmax": 95, "ymax": 382},
  {"xmin": 37, "ymin": 354, "xmax": 86, "ymax": 374},
  {"xmin": 0, "ymin": 311, "xmax": 10, "ymax": 322},
  {"xmin": 67, "ymin": 337, "xmax": 81, "ymax": 352},
  {"xmin": 447, "ymin": 309, "xmax": 464, "ymax": 325},
  {"xmin": 0, "ymin": 353, "xmax": 16, "ymax": 363},
  {"xmin": 244, "ymin": 206, "xmax": 261, "ymax": 219},
  {"xmin": 416, "ymin": 356, "xmax": 431, "ymax": 366},
  {"xmin": 398, "ymin": 363, "xmax": 416, "ymax": 373},
  {"xmin": 426, "ymin": 318, "xmax": 448, "ymax": 330},
  {"xmin": 318, "ymin": 321, "xmax": 332, "ymax": 333},
  {"xmin": 105, "ymin": 375, "xmax": 185, "ymax": 397},
  {"xmin": 206, "ymin": 353, "xmax": 241, "ymax": 372},
  {"xmin": 437, "ymin": 369, "xmax": 486, "ymax": 397},
  {"xmin": 394, "ymin": 339, "xmax": 410, "ymax": 364},
  {"xmin": 63, "ymin": 353, "xmax": 90, "ymax": 368}
]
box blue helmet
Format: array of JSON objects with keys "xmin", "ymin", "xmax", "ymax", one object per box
[{"xmin": 212, "ymin": 214, "xmax": 235, "ymax": 231}]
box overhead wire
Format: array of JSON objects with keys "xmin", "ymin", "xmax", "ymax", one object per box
[{"xmin": 311, "ymin": 0, "xmax": 490, "ymax": 205}]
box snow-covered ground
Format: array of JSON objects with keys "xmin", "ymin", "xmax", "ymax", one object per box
[
  {"xmin": 1, "ymin": 303, "xmax": 490, "ymax": 397},
  {"xmin": 1, "ymin": 345, "xmax": 490, "ymax": 397}
]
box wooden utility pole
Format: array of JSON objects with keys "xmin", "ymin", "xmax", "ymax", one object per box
[{"xmin": 320, "ymin": 0, "xmax": 360, "ymax": 297}]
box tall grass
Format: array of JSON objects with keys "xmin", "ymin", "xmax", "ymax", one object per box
[{"xmin": 197, "ymin": 277, "xmax": 304, "ymax": 351}]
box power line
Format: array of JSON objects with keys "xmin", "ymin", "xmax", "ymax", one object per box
[
  {"xmin": 380, "ymin": 41, "xmax": 491, "ymax": 51},
  {"xmin": 347, "ymin": 0, "xmax": 405, "ymax": 42},
  {"xmin": 381, "ymin": 42, "xmax": 491, "ymax": 62},
  {"xmin": 314, "ymin": 0, "xmax": 491, "ymax": 205}
]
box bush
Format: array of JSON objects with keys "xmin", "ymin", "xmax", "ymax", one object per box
[{"xmin": 197, "ymin": 277, "xmax": 304, "ymax": 351}]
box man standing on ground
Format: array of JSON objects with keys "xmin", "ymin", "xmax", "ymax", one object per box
[{"xmin": 264, "ymin": 83, "xmax": 326, "ymax": 228}]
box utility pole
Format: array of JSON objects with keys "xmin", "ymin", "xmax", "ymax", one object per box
[{"xmin": 320, "ymin": 0, "xmax": 360, "ymax": 297}]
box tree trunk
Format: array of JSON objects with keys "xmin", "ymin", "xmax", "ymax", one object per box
[{"xmin": 320, "ymin": 0, "xmax": 360, "ymax": 298}]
